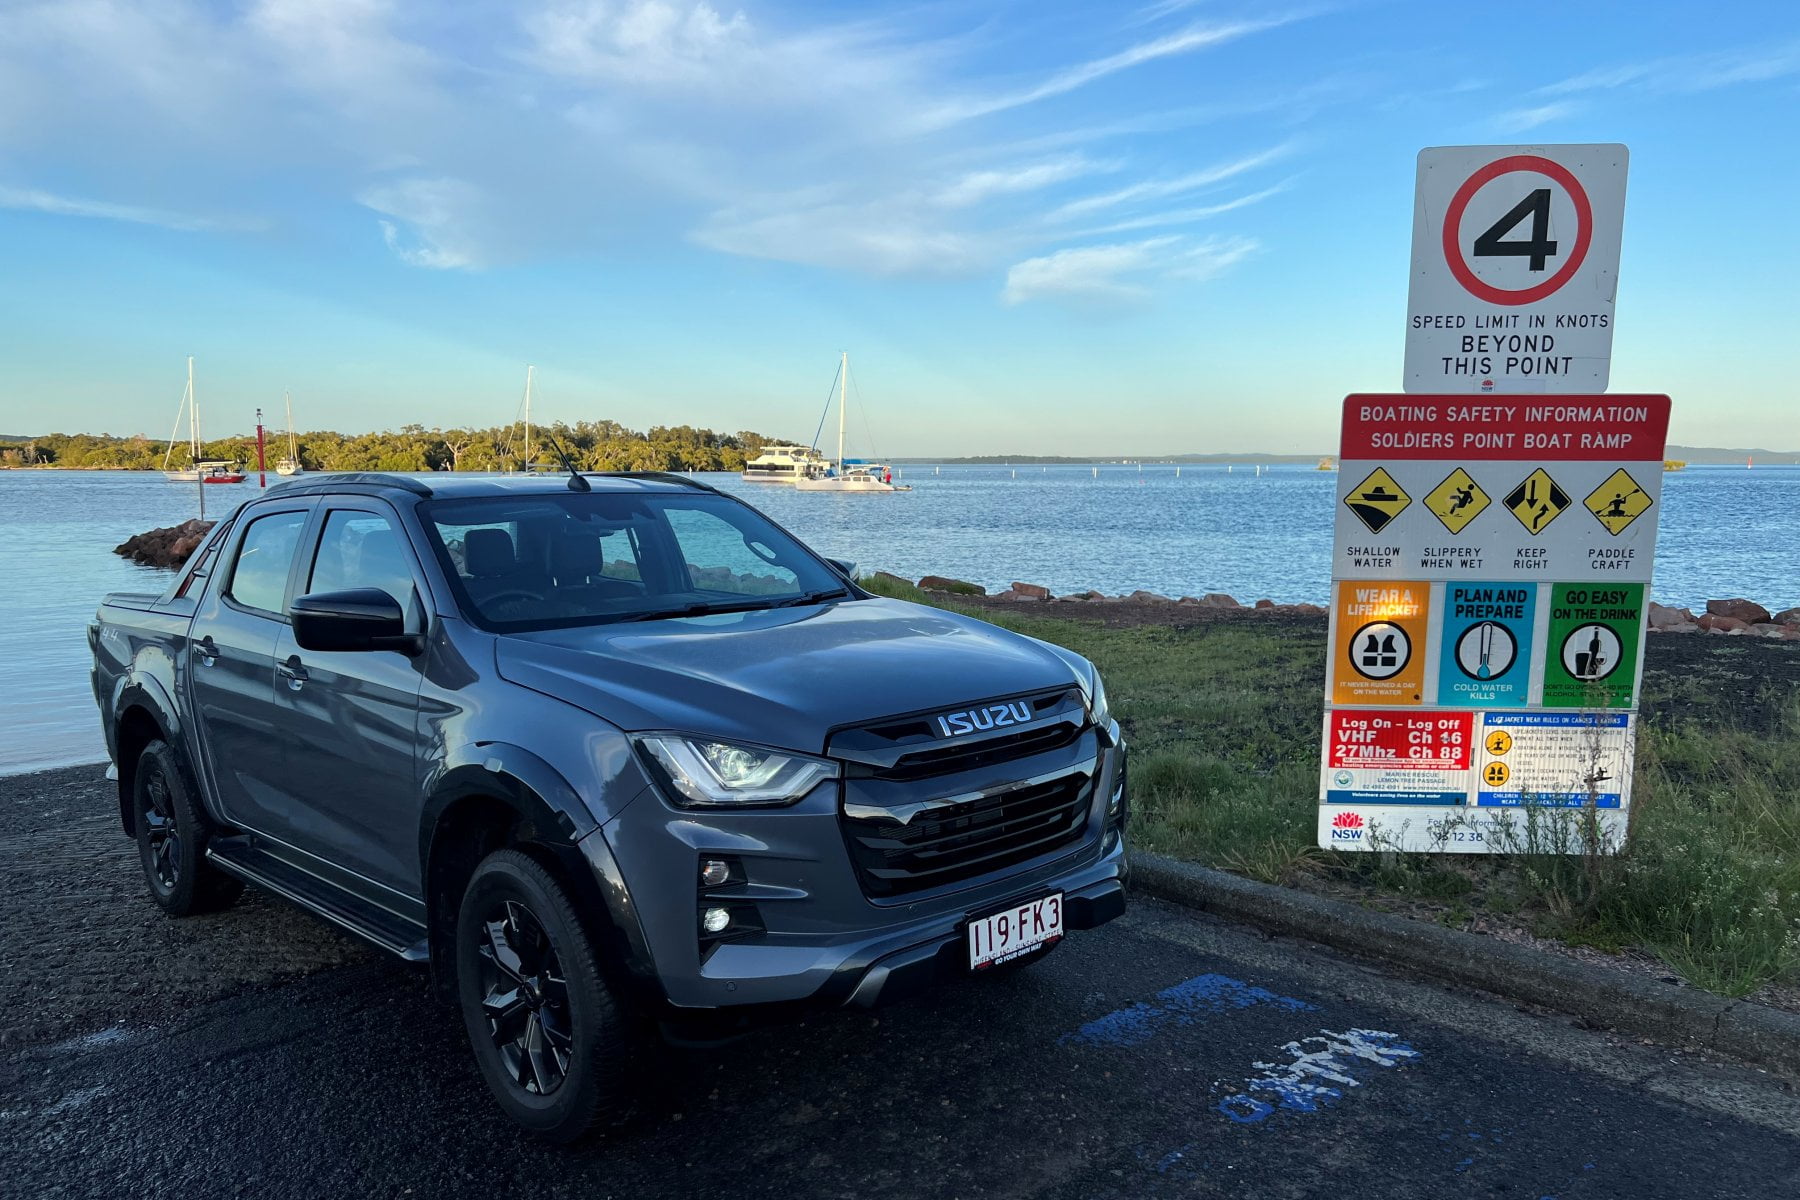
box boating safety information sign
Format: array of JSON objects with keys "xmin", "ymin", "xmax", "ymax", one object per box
[
  {"xmin": 1405, "ymin": 144, "xmax": 1628, "ymax": 394},
  {"xmin": 1318, "ymin": 393, "xmax": 1670, "ymax": 853}
]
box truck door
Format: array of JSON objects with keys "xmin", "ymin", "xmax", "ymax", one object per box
[
  {"xmin": 188, "ymin": 502, "xmax": 315, "ymax": 829},
  {"xmin": 270, "ymin": 501, "xmax": 428, "ymax": 896}
]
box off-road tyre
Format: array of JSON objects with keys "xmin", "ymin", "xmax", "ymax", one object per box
[
  {"xmin": 455, "ymin": 847, "xmax": 635, "ymax": 1143},
  {"xmin": 133, "ymin": 738, "xmax": 244, "ymax": 916}
]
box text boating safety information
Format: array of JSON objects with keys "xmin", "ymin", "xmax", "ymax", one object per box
[{"xmin": 1318, "ymin": 394, "xmax": 1670, "ymax": 854}]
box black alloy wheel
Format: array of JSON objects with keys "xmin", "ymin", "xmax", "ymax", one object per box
[
  {"xmin": 476, "ymin": 899, "xmax": 575, "ymax": 1096},
  {"xmin": 455, "ymin": 848, "xmax": 634, "ymax": 1141},
  {"xmin": 132, "ymin": 738, "xmax": 243, "ymax": 916},
  {"xmin": 140, "ymin": 761, "xmax": 183, "ymax": 892}
]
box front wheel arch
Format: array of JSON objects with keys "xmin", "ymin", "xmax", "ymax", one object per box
[{"xmin": 421, "ymin": 778, "xmax": 648, "ymax": 1006}]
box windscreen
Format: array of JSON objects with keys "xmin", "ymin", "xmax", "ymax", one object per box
[{"xmin": 419, "ymin": 491, "xmax": 849, "ymax": 631}]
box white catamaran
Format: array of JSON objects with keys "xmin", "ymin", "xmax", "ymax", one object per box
[
  {"xmin": 276, "ymin": 390, "xmax": 303, "ymax": 475},
  {"xmin": 794, "ymin": 353, "xmax": 908, "ymax": 492},
  {"xmin": 741, "ymin": 444, "xmax": 830, "ymax": 483},
  {"xmin": 162, "ymin": 357, "xmax": 245, "ymax": 483}
]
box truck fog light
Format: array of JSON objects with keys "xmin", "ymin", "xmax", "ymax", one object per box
[
  {"xmin": 701, "ymin": 906, "xmax": 731, "ymax": 935},
  {"xmin": 700, "ymin": 859, "xmax": 731, "ymax": 888}
]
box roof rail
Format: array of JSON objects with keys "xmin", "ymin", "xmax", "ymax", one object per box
[
  {"xmin": 266, "ymin": 472, "xmax": 434, "ymax": 497},
  {"xmin": 588, "ymin": 471, "xmax": 720, "ymax": 494}
]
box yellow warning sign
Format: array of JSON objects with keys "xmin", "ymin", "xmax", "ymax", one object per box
[
  {"xmin": 1485, "ymin": 729, "xmax": 1513, "ymax": 756},
  {"xmin": 1481, "ymin": 761, "xmax": 1511, "ymax": 787},
  {"xmin": 1584, "ymin": 468, "xmax": 1653, "ymax": 536},
  {"xmin": 1343, "ymin": 468, "xmax": 1411, "ymax": 535},
  {"xmin": 1423, "ymin": 468, "xmax": 1490, "ymax": 534},
  {"xmin": 1503, "ymin": 468, "xmax": 1570, "ymax": 536}
]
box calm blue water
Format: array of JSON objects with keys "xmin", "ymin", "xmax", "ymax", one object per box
[{"xmin": 3, "ymin": 464, "xmax": 1795, "ymax": 774}]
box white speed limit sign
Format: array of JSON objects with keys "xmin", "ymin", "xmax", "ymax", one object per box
[{"xmin": 1404, "ymin": 143, "xmax": 1628, "ymax": 394}]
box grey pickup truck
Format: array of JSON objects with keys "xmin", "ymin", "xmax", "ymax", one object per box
[{"xmin": 90, "ymin": 470, "xmax": 1128, "ymax": 1140}]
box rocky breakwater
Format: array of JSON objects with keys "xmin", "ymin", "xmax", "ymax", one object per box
[
  {"xmin": 1648, "ymin": 599, "xmax": 1800, "ymax": 641},
  {"xmin": 114, "ymin": 519, "xmax": 215, "ymax": 569},
  {"xmin": 911, "ymin": 575, "xmax": 1326, "ymax": 618}
]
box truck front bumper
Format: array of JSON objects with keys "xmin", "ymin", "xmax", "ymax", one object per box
[{"xmin": 587, "ymin": 737, "xmax": 1129, "ymax": 1012}]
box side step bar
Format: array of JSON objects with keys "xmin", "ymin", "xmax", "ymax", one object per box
[{"xmin": 207, "ymin": 837, "xmax": 430, "ymax": 962}]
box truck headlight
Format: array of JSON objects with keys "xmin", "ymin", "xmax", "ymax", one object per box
[
  {"xmin": 1087, "ymin": 671, "xmax": 1111, "ymax": 728},
  {"xmin": 635, "ymin": 735, "xmax": 838, "ymax": 808}
]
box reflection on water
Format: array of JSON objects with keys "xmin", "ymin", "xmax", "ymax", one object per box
[{"xmin": 2, "ymin": 464, "xmax": 1794, "ymax": 774}]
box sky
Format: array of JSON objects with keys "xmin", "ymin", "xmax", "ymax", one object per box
[{"xmin": 0, "ymin": 0, "xmax": 1795, "ymax": 456}]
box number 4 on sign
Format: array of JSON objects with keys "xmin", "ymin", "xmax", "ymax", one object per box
[{"xmin": 1474, "ymin": 188, "xmax": 1557, "ymax": 272}]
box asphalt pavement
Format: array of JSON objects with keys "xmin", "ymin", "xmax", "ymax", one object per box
[{"xmin": 4, "ymin": 767, "xmax": 1800, "ymax": 1199}]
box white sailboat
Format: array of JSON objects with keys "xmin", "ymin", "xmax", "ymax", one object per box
[
  {"xmin": 162, "ymin": 357, "xmax": 245, "ymax": 483},
  {"xmin": 794, "ymin": 353, "xmax": 909, "ymax": 493},
  {"xmin": 275, "ymin": 390, "xmax": 303, "ymax": 475}
]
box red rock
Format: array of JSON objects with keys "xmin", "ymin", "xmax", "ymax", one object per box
[
  {"xmin": 918, "ymin": 575, "xmax": 985, "ymax": 596},
  {"xmin": 1696, "ymin": 613, "xmax": 1749, "ymax": 633},
  {"xmin": 1774, "ymin": 607, "xmax": 1800, "ymax": 626},
  {"xmin": 1647, "ymin": 602, "xmax": 1696, "ymax": 629},
  {"xmin": 1783, "ymin": 627, "xmax": 1800, "ymax": 640},
  {"xmin": 1254, "ymin": 598, "xmax": 1275, "ymax": 609},
  {"xmin": 1126, "ymin": 589, "xmax": 1170, "ymax": 603},
  {"xmin": 1292, "ymin": 603, "xmax": 1327, "ymax": 616},
  {"xmin": 1198, "ymin": 593, "xmax": 1240, "ymax": 608},
  {"xmin": 1707, "ymin": 598, "xmax": 1772, "ymax": 624},
  {"xmin": 1009, "ymin": 582, "xmax": 1051, "ymax": 601}
]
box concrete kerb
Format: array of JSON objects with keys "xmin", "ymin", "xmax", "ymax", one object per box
[{"xmin": 1131, "ymin": 851, "xmax": 1800, "ymax": 1076}]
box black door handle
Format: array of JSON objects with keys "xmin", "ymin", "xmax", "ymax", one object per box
[
  {"xmin": 278, "ymin": 657, "xmax": 309, "ymax": 691},
  {"xmin": 192, "ymin": 636, "xmax": 218, "ymax": 667}
]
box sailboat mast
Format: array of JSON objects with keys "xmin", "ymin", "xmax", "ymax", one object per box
[
  {"xmin": 163, "ymin": 361, "xmax": 190, "ymax": 472},
  {"xmin": 285, "ymin": 390, "xmax": 297, "ymax": 458},
  {"xmin": 837, "ymin": 352, "xmax": 847, "ymax": 472},
  {"xmin": 190, "ymin": 356, "xmax": 203, "ymax": 460},
  {"xmin": 524, "ymin": 364, "xmax": 535, "ymax": 471}
]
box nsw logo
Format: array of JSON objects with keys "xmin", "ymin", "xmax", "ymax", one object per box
[{"xmin": 1330, "ymin": 811, "xmax": 1365, "ymax": 843}]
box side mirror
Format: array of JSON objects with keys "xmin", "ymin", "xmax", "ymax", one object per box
[
  {"xmin": 826, "ymin": 558, "xmax": 859, "ymax": 580},
  {"xmin": 290, "ymin": 588, "xmax": 424, "ymax": 655}
]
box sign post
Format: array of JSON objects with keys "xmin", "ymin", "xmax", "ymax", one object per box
[
  {"xmin": 1405, "ymin": 144, "xmax": 1628, "ymax": 394},
  {"xmin": 1319, "ymin": 395, "xmax": 1669, "ymax": 852}
]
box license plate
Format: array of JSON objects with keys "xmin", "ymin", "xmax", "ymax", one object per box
[{"xmin": 968, "ymin": 893, "xmax": 1063, "ymax": 969}]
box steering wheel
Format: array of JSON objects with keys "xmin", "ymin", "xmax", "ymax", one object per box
[{"xmin": 483, "ymin": 589, "xmax": 545, "ymax": 607}]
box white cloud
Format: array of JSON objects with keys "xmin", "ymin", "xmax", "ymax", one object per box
[
  {"xmin": 0, "ymin": 0, "xmax": 1304, "ymax": 292},
  {"xmin": 933, "ymin": 156, "xmax": 1114, "ymax": 209},
  {"xmin": 1491, "ymin": 101, "xmax": 1577, "ymax": 133},
  {"xmin": 924, "ymin": 16, "xmax": 1294, "ymax": 127},
  {"xmin": 358, "ymin": 177, "xmax": 487, "ymax": 269},
  {"xmin": 1074, "ymin": 181, "xmax": 1288, "ymax": 236},
  {"xmin": 1539, "ymin": 40, "xmax": 1800, "ymax": 97},
  {"xmin": 1001, "ymin": 233, "xmax": 1256, "ymax": 306},
  {"xmin": 0, "ymin": 185, "xmax": 261, "ymax": 233},
  {"xmin": 1048, "ymin": 144, "xmax": 1290, "ymax": 221},
  {"xmin": 691, "ymin": 199, "xmax": 990, "ymax": 275}
]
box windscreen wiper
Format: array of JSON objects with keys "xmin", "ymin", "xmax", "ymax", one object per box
[
  {"xmin": 773, "ymin": 588, "xmax": 850, "ymax": 608},
  {"xmin": 611, "ymin": 599, "xmax": 771, "ymax": 623}
]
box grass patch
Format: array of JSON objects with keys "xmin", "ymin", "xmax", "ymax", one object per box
[{"xmin": 863, "ymin": 575, "xmax": 1800, "ymax": 998}]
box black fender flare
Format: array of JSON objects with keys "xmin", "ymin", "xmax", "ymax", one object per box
[
  {"xmin": 417, "ymin": 743, "xmax": 661, "ymax": 1002},
  {"xmin": 109, "ymin": 678, "xmax": 184, "ymax": 836}
]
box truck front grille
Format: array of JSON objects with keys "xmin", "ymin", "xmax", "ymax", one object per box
[{"xmin": 841, "ymin": 766, "xmax": 1095, "ymax": 898}]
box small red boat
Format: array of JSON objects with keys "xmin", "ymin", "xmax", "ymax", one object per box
[{"xmin": 200, "ymin": 464, "xmax": 246, "ymax": 484}]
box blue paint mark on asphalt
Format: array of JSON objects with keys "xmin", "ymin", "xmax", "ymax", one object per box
[{"xmin": 1061, "ymin": 972, "xmax": 1316, "ymax": 1048}]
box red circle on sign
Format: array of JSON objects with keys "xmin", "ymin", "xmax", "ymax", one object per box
[{"xmin": 1441, "ymin": 154, "xmax": 1593, "ymax": 306}]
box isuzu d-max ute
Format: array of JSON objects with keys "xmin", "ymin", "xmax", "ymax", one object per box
[{"xmin": 90, "ymin": 471, "xmax": 1128, "ymax": 1140}]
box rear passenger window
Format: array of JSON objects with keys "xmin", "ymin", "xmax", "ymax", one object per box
[
  {"xmin": 308, "ymin": 511, "xmax": 417, "ymax": 606},
  {"xmin": 227, "ymin": 510, "xmax": 308, "ymax": 616}
]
